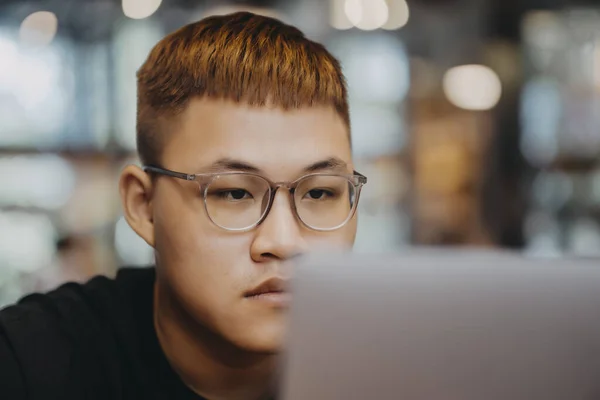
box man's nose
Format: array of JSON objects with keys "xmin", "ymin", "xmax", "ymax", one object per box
[{"xmin": 250, "ymin": 189, "xmax": 308, "ymax": 263}]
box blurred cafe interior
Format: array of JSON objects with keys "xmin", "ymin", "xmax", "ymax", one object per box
[{"xmin": 1, "ymin": 0, "xmax": 600, "ymax": 306}]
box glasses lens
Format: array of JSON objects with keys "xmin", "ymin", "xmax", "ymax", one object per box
[
  {"xmin": 294, "ymin": 175, "xmax": 356, "ymax": 230},
  {"xmin": 204, "ymin": 174, "xmax": 270, "ymax": 230}
]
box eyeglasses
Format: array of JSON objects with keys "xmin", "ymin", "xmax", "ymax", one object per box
[{"xmin": 144, "ymin": 165, "xmax": 367, "ymax": 232}]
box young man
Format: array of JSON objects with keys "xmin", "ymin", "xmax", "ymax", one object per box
[{"xmin": 0, "ymin": 11, "xmax": 366, "ymax": 400}]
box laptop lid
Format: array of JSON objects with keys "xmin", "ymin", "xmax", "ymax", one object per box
[{"xmin": 280, "ymin": 251, "xmax": 600, "ymax": 400}]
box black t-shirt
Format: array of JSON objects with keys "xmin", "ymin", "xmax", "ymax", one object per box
[{"xmin": 0, "ymin": 267, "xmax": 204, "ymax": 400}]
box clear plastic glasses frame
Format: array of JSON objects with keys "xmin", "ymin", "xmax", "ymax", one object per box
[{"xmin": 144, "ymin": 165, "xmax": 368, "ymax": 232}]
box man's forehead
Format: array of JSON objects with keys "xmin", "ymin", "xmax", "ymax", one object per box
[{"xmin": 162, "ymin": 98, "xmax": 352, "ymax": 172}]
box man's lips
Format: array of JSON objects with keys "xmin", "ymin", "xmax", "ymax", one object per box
[{"xmin": 245, "ymin": 277, "xmax": 291, "ymax": 307}]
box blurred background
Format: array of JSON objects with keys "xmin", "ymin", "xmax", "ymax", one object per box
[{"xmin": 1, "ymin": 0, "xmax": 600, "ymax": 306}]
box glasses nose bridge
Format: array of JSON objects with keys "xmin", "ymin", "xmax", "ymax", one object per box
[
  {"xmin": 260, "ymin": 181, "xmax": 298, "ymax": 225},
  {"xmin": 271, "ymin": 181, "xmax": 295, "ymax": 195},
  {"xmin": 266, "ymin": 181, "xmax": 297, "ymax": 213}
]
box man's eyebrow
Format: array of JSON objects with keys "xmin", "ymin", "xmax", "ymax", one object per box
[
  {"xmin": 200, "ymin": 157, "xmax": 348, "ymax": 175},
  {"xmin": 303, "ymin": 157, "xmax": 348, "ymax": 173},
  {"xmin": 203, "ymin": 158, "xmax": 263, "ymax": 174}
]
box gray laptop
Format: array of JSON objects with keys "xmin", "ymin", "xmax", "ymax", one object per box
[{"xmin": 280, "ymin": 250, "xmax": 600, "ymax": 400}]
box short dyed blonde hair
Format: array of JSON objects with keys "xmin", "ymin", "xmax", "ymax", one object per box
[{"xmin": 136, "ymin": 11, "xmax": 349, "ymax": 165}]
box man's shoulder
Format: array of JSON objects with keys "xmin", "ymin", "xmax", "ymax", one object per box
[
  {"xmin": 0, "ymin": 267, "xmax": 156, "ymax": 399},
  {"xmin": 1, "ymin": 266, "xmax": 155, "ymax": 330}
]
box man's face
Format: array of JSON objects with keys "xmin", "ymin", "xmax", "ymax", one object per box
[{"xmin": 151, "ymin": 98, "xmax": 357, "ymax": 352}]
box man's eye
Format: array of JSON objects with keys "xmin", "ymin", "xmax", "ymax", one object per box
[
  {"xmin": 304, "ymin": 189, "xmax": 334, "ymax": 200},
  {"xmin": 216, "ymin": 189, "xmax": 252, "ymax": 201}
]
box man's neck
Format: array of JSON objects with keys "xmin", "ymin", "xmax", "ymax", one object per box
[{"xmin": 154, "ymin": 283, "xmax": 277, "ymax": 400}]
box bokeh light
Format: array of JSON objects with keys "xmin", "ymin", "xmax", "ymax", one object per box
[
  {"xmin": 335, "ymin": 34, "xmax": 410, "ymax": 103},
  {"xmin": 520, "ymin": 77, "xmax": 561, "ymax": 167},
  {"xmin": 382, "ymin": 0, "xmax": 410, "ymax": 30},
  {"xmin": 122, "ymin": 0, "xmax": 163, "ymax": 20},
  {"xmin": 0, "ymin": 155, "xmax": 76, "ymax": 210},
  {"xmin": 443, "ymin": 65, "xmax": 502, "ymax": 111},
  {"xmin": 0, "ymin": 212, "xmax": 57, "ymax": 273},
  {"xmin": 0, "ymin": 35, "xmax": 73, "ymax": 147},
  {"xmin": 344, "ymin": 0, "xmax": 389, "ymax": 31},
  {"xmin": 330, "ymin": 0, "xmax": 354, "ymax": 30},
  {"xmin": 19, "ymin": 11, "xmax": 58, "ymax": 46}
]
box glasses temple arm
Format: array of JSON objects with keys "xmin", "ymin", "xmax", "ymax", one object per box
[{"xmin": 143, "ymin": 166, "xmax": 195, "ymax": 181}]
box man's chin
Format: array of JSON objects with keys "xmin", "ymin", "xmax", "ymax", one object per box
[
  {"xmin": 229, "ymin": 323, "xmax": 287, "ymax": 355},
  {"xmin": 236, "ymin": 333, "xmax": 285, "ymax": 354}
]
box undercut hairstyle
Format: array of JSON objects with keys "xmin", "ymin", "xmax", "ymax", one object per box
[{"xmin": 136, "ymin": 11, "xmax": 350, "ymax": 166}]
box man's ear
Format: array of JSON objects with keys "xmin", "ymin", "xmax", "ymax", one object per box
[{"xmin": 119, "ymin": 164, "xmax": 155, "ymax": 248}]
